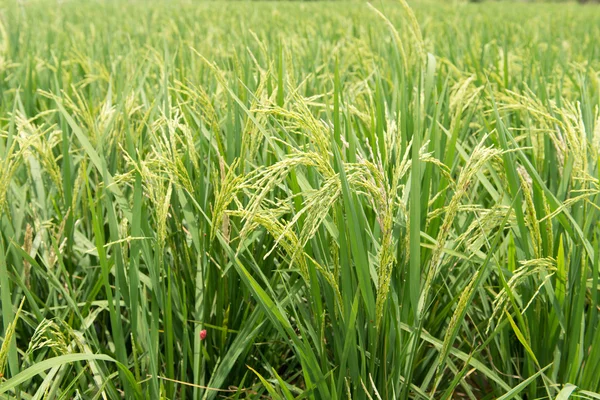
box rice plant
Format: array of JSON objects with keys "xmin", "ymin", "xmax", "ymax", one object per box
[{"xmin": 1, "ymin": 0, "xmax": 600, "ymax": 399}]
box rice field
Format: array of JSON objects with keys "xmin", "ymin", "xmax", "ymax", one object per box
[{"xmin": 1, "ymin": 0, "xmax": 600, "ymax": 398}]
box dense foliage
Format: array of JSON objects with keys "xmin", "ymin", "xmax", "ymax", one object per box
[{"xmin": 1, "ymin": 1, "xmax": 600, "ymax": 398}]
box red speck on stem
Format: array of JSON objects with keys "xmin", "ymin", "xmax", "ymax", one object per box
[{"xmin": 200, "ymin": 329, "xmax": 207, "ymax": 340}]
